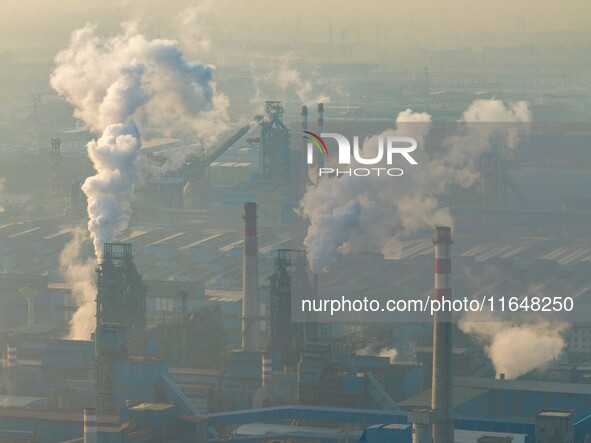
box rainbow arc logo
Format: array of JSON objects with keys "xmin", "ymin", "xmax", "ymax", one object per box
[{"xmin": 302, "ymin": 131, "xmax": 328, "ymax": 156}]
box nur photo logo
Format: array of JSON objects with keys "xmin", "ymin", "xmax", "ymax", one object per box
[{"xmin": 303, "ymin": 130, "xmax": 419, "ymax": 177}]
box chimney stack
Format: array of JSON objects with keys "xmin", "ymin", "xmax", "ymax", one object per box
[
  {"xmin": 5, "ymin": 344, "xmax": 16, "ymax": 369},
  {"xmin": 262, "ymin": 353, "xmax": 272, "ymax": 386},
  {"xmin": 84, "ymin": 408, "xmax": 97, "ymax": 443},
  {"xmin": 317, "ymin": 103, "xmax": 324, "ymax": 128},
  {"xmin": 301, "ymin": 105, "xmax": 308, "ymax": 130},
  {"xmin": 316, "ymin": 103, "xmax": 325, "ymax": 172},
  {"xmin": 242, "ymin": 202, "xmax": 259, "ymax": 351},
  {"xmin": 432, "ymin": 226, "xmax": 454, "ymax": 443}
]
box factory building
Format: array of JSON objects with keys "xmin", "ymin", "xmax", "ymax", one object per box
[{"xmin": 0, "ymin": 98, "xmax": 591, "ymax": 442}]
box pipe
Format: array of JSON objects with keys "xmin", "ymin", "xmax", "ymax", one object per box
[
  {"xmin": 242, "ymin": 202, "xmax": 259, "ymax": 351},
  {"xmin": 431, "ymin": 226, "xmax": 454, "ymax": 443},
  {"xmin": 84, "ymin": 408, "xmax": 97, "ymax": 443}
]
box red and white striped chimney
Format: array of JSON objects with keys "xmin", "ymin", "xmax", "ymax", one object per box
[
  {"xmin": 6, "ymin": 344, "xmax": 16, "ymax": 369},
  {"xmin": 242, "ymin": 202, "xmax": 259, "ymax": 351},
  {"xmin": 431, "ymin": 226, "xmax": 454, "ymax": 443},
  {"xmin": 262, "ymin": 353, "xmax": 272, "ymax": 387},
  {"xmin": 84, "ymin": 407, "xmax": 97, "ymax": 443}
]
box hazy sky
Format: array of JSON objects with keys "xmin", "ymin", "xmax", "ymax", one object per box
[{"xmin": 1, "ymin": 0, "xmax": 589, "ymax": 62}]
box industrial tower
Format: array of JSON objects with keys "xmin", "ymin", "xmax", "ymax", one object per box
[
  {"xmin": 269, "ymin": 249, "xmax": 326, "ymax": 369},
  {"xmin": 242, "ymin": 202, "xmax": 259, "ymax": 351},
  {"xmin": 49, "ymin": 138, "xmax": 61, "ymax": 195},
  {"xmin": 431, "ymin": 226, "xmax": 454, "ymax": 443},
  {"xmin": 260, "ymin": 101, "xmax": 290, "ymax": 183},
  {"xmin": 95, "ymin": 243, "xmax": 146, "ymax": 414}
]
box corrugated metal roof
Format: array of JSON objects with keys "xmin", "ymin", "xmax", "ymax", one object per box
[
  {"xmin": 0, "ymin": 396, "xmax": 45, "ymax": 408},
  {"xmin": 455, "ymin": 377, "xmax": 591, "ymax": 395}
]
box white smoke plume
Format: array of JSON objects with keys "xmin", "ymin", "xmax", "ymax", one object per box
[
  {"xmin": 378, "ymin": 347, "xmax": 399, "ymax": 363},
  {"xmin": 300, "ymin": 108, "xmax": 449, "ymax": 272},
  {"xmin": 448, "ymin": 98, "xmax": 531, "ymax": 187},
  {"xmin": 250, "ymin": 59, "xmax": 332, "ymax": 109},
  {"xmin": 175, "ymin": 2, "xmax": 215, "ymax": 57},
  {"xmin": 357, "ymin": 344, "xmax": 399, "ymax": 363},
  {"xmin": 299, "ymin": 100, "xmax": 531, "ymax": 272},
  {"xmin": 276, "ymin": 62, "xmax": 334, "ymax": 106},
  {"xmin": 459, "ymin": 314, "xmax": 566, "ymax": 379},
  {"xmin": 52, "ymin": 23, "xmax": 227, "ymax": 336},
  {"xmin": 50, "ymin": 22, "xmax": 229, "ymax": 143},
  {"xmin": 59, "ymin": 228, "xmax": 96, "ymax": 340},
  {"xmin": 82, "ymin": 121, "xmax": 141, "ymax": 258}
]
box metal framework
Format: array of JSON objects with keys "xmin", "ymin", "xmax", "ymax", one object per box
[
  {"xmin": 269, "ymin": 249, "xmax": 321, "ymax": 368},
  {"xmin": 95, "ymin": 243, "xmax": 146, "ymax": 414},
  {"xmin": 260, "ymin": 101, "xmax": 290, "ymax": 183},
  {"xmin": 49, "ymin": 138, "xmax": 61, "ymax": 195}
]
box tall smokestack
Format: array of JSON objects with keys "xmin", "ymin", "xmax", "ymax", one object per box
[
  {"xmin": 432, "ymin": 226, "xmax": 454, "ymax": 443},
  {"xmin": 316, "ymin": 103, "xmax": 325, "ymax": 172},
  {"xmin": 317, "ymin": 102, "xmax": 324, "ymax": 128},
  {"xmin": 301, "ymin": 105, "xmax": 308, "ymax": 130},
  {"xmin": 84, "ymin": 407, "xmax": 97, "ymax": 443},
  {"xmin": 5, "ymin": 343, "xmax": 16, "ymax": 395},
  {"xmin": 262, "ymin": 353, "xmax": 272, "ymax": 386},
  {"xmin": 242, "ymin": 202, "xmax": 259, "ymax": 351},
  {"xmin": 6, "ymin": 343, "xmax": 16, "ymax": 369}
]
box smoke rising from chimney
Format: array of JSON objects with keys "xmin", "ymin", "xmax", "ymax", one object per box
[
  {"xmin": 50, "ymin": 23, "xmax": 228, "ymax": 141},
  {"xmin": 52, "ymin": 22, "xmax": 227, "ymax": 336},
  {"xmin": 60, "ymin": 228, "xmax": 96, "ymax": 340},
  {"xmin": 82, "ymin": 122, "xmax": 141, "ymax": 259},
  {"xmin": 459, "ymin": 315, "xmax": 566, "ymax": 379},
  {"xmin": 299, "ymin": 100, "xmax": 531, "ymax": 273}
]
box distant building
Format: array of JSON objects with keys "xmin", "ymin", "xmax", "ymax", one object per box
[
  {"xmin": 568, "ymin": 324, "xmax": 591, "ymax": 360},
  {"xmin": 536, "ymin": 410, "xmax": 573, "ymax": 443}
]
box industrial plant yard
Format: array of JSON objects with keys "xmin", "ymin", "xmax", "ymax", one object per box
[{"xmin": 0, "ymin": 1, "xmax": 590, "ymax": 442}]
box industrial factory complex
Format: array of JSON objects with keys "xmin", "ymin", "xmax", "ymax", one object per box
[
  {"xmin": 0, "ymin": 2, "xmax": 590, "ymax": 442},
  {"xmin": 0, "ymin": 95, "xmax": 590, "ymax": 441}
]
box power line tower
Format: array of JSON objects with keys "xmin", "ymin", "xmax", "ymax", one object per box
[{"xmin": 49, "ymin": 138, "xmax": 61, "ymax": 195}]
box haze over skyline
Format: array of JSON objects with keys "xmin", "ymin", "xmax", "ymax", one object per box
[{"xmin": 1, "ymin": 0, "xmax": 590, "ymax": 63}]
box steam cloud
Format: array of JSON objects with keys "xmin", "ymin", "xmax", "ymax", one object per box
[
  {"xmin": 59, "ymin": 228, "xmax": 96, "ymax": 340},
  {"xmin": 50, "ymin": 23, "xmax": 228, "ymax": 141},
  {"xmin": 378, "ymin": 347, "xmax": 399, "ymax": 363},
  {"xmin": 251, "ymin": 60, "xmax": 333, "ymax": 110},
  {"xmin": 299, "ymin": 99, "xmax": 531, "ymax": 273},
  {"xmin": 82, "ymin": 122, "xmax": 141, "ymax": 258},
  {"xmin": 357, "ymin": 344, "xmax": 399, "ymax": 363},
  {"xmin": 52, "ymin": 23, "xmax": 226, "ymax": 337},
  {"xmin": 459, "ymin": 315, "xmax": 566, "ymax": 379}
]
